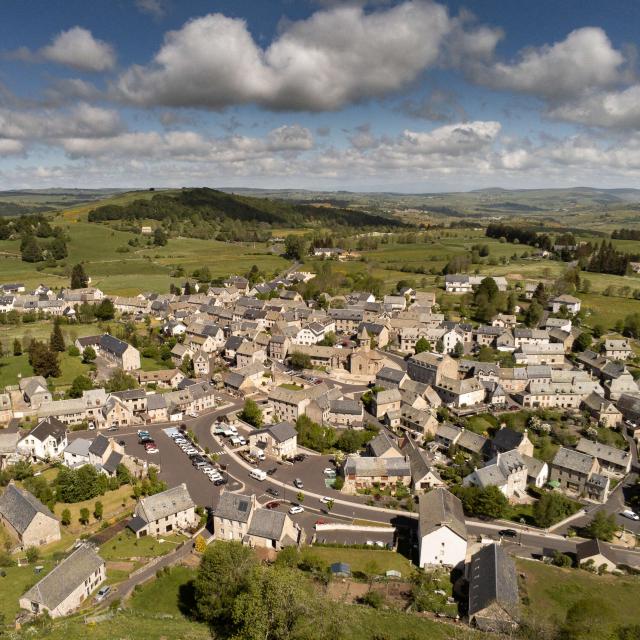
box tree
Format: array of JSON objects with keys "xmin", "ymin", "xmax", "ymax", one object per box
[
  {"xmin": 49, "ymin": 237, "xmax": 68, "ymax": 260},
  {"xmin": 585, "ymin": 511, "xmax": 617, "ymax": 541},
  {"xmin": 325, "ymin": 499, "xmax": 334, "ymax": 512},
  {"xmin": 194, "ymin": 541, "xmax": 258, "ymax": 625},
  {"xmin": 239, "ymin": 398, "xmax": 263, "ymax": 428},
  {"xmin": 453, "ymin": 485, "xmax": 508, "ymax": 519},
  {"xmin": 28, "ymin": 340, "xmax": 60, "ymax": 378},
  {"xmin": 70, "ymin": 263, "xmax": 89, "ymax": 289},
  {"xmin": 435, "ymin": 338, "xmax": 444, "ymax": 353},
  {"xmin": 82, "ymin": 345, "xmax": 96, "ymax": 363},
  {"xmin": 95, "ymin": 298, "xmax": 115, "ymax": 320},
  {"xmin": 284, "ymin": 235, "xmax": 308, "ymax": 260},
  {"xmin": 79, "ymin": 507, "xmax": 90, "ymax": 525},
  {"xmin": 69, "ymin": 374, "xmax": 94, "ymax": 398},
  {"xmin": 296, "ymin": 492, "xmax": 305, "ymax": 504},
  {"xmin": 153, "ymin": 227, "xmax": 168, "ymax": 246},
  {"xmin": 25, "ymin": 546, "xmax": 40, "ymax": 564},
  {"xmin": 61, "ymin": 508, "xmax": 71, "ymax": 526},
  {"xmin": 13, "ymin": 338, "xmax": 22, "ymax": 356},
  {"xmin": 21, "ymin": 235, "xmax": 43, "ymax": 262},
  {"xmin": 452, "ymin": 341, "xmax": 464, "ymax": 358},
  {"xmin": 93, "ymin": 501, "xmax": 103, "ymax": 520},
  {"xmin": 49, "ymin": 319, "xmax": 65, "ymax": 352},
  {"xmin": 414, "ymin": 337, "xmax": 431, "ymax": 354},
  {"xmin": 524, "ymin": 300, "xmax": 543, "ymax": 327},
  {"xmin": 232, "ymin": 566, "xmax": 319, "ymax": 640},
  {"xmin": 289, "ymin": 351, "xmax": 312, "ymax": 370},
  {"xmin": 533, "ymin": 491, "xmax": 578, "ymax": 528},
  {"xmin": 105, "ymin": 369, "xmax": 138, "ymax": 392},
  {"xmin": 573, "ymin": 332, "xmax": 593, "ymax": 353}
]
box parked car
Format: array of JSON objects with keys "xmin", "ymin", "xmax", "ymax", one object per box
[
  {"xmin": 266, "ymin": 487, "xmax": 280, "ymax": 497},
  {"xmin": 293, "ymin": 454, "xmax": 306, "ymax": 462},
  {"xmin": 106, "ymin": 426, "xmax": 119, "ymax": 432},
  {"xmin": 323, "ymin": 467, "xmax": 335, "ymax": 475},
  {"xmin": 293, "ymin": 478, "xmax": 304, "ymax": 489},
  {"xmin": 289, "ymin": 506, "xmax": 304, "ymax": 515},
  {"xmin": 622, "ymin": 509, "xmax": 640, "ymax": 521},
  {"xmin": 213, "ymin": 478, "xmax": 226, "ymax": 486},
  {"xmin": 266, "ymin": 467, "xmax": 277, "ymax": 476},
  {"xmin": 319, "ymin": 496, "xmax": 332, "ymax": 504},
  {"xmin": 94, "ymin": 585, "xmax": 111, "ymax": 602},
  {"xmin": 265, "ymin": 501, "xmax": 279, "ymax": 509},
  {"xmin": 498, "ymin": 529, "xmax": 518, "ymax": 538}
]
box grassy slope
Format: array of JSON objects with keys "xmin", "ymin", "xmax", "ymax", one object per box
[{"xmin": 517, "ymin": 558, "xmax": 640, "ymax": 636}]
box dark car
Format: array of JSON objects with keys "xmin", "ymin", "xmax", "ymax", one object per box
[
  {"xmin": 266, "ymin": 487, "xmax": 280, "ymax": 497},
  {"xmin": 265, "ymin": 501, "xmax": 280, "ymax": 509},
  {"xmin": 293, "ymin": 454, "xmax": 306, "ymax": 462},
  {"xmin": 118, "ymin": 440, "xmax": 126, "ymax": 446},
  {"xmin": 266, "ymin": 467, "xmax": 277, "ymax": 476},
  {"xmin": 214, "ymin": 478, "xmax": 226, "ymax": 486},
  {"xmin": 498, "ymin": 529, "xmax": 518, "ymax": 538}
]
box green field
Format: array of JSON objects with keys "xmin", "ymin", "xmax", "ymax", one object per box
[
  {"xmin": 99, "ymin": 530, "xmax": 183, "ymax": 561},
  {"xmin": 517, "ymin": 558, "xmax": 640, "ymax": 637},
  {"xmin": 305, "ymin": 546, "xmax": 414, "ymax": 575}
]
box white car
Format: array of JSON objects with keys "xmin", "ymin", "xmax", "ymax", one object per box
[
  {"xmin": 319, "ymin": 496, "xmax": 332, "ymax": 504},
  {"xmin": 289, "ymin": 505, "xmax": 304, "ymax": 515},
  {"xmin": 621, "ymin": 509, "xmax": 640, "ymax": 521}
]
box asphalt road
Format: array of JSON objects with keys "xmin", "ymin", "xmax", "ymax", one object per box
[{"xmin": 68, "ymin": 394, "xmax": 640, "ymax": 567}]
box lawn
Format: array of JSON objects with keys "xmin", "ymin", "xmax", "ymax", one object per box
[
  {"xmin": 0, "ymin": 559, "xmax": 55, "ymax": 622},
  {"xmin": 305, "ymin": 546, "xmax": 414, "ymax": 576},
  {"xmin": 129, "ymin": 565, "xmax": 195, "ymax": 617},
  {"xmin": 517, "ymin": 558, "xmax": 640, "ymax": 637},
  {"xmin": 52, "ymin": 484, "xmax": 136, "ymax": 535},
  {"xmin": 0, "ymin": 351, "xmax": 92, "ymax": 392},
  {"xmin": 99, "ymin": 529, "xmax": 183, "ymax": 561}
]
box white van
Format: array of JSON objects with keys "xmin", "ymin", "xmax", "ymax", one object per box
[
  {"xmin": 249, "ymin": 469, "xmax": 267, "ymax": 481},
  {"xmin": 251, "ymin": 448, "xmax": 266, "ymax": 461}
]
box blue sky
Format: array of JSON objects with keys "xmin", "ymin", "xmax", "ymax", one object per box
[{"xmin": 1, "ymin": 0, "xmax": 640, "ymax": 191}]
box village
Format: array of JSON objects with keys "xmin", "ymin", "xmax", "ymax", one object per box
[{"xmin": 0, "ymin": 265, "xmax": 639, "ymax": 636}]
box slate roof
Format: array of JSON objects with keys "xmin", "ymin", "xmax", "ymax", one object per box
[
  {"xmin": 88, "ymin": 434, "xmax": 110, "ymax": 458},
  {"xmin": 214, "ymin": 492, "xmax": 254, "ymax": 523},
  {"xmin": 103, "ymin": 451, "xmax": 123, "ymax": 475},
  {"xmin": 22, "ymin": 544, "xmax": 104, "ymax": 610},
  {"xmin": 376, "ymin": 366, "xmax": 407, "ymax": 385},
  {"xmin": 135, "ymin": 483, "xmax": 195, "ymax": 524},
  {"xmin": 418, "ymin": 488, "xmax": 467, "ymax": 540},
  {"xmin": 492, "ymin": 428, "xmax": 525, "ymax": 452},
  {"xmin": 552, "ymin": 446, "xmax": 595, "ymax": 475},
  {"xmin": 29, "ymin": 417, "xmax": 66, "ymax": 443},
  {"xmin": 576, "ymin": 538, "xmax": 616, "ymax": 564},
  {"xmin": 247, "ymin": 509, "xmax": 286, "ymax": 540},
  {"xmin": 344, "ymin": 456, "xmax": 410, "ymax": 478},
  {"xmin": 330, "ymin": 399, "xmax": 362, "ymax": 415},
  {"xmin": 251, "ymin": 422, "xmax": 297, "ymax": 443},
  {"xmin": 99, "ymin": 334, "xmax": 131, "ymax": 357},
  {"xmin": 468, "ymin": 544, "xmax": 519, "ymax": 619},
  {"xmin": 575, "ymin": 438, "xmax": 631, "ymax": 468},
  {"xmin": 63, "ymin": 438, "xmax": 91, "ymax": 458},
  {"xmin": 368, "ymin": 432, "xmax": 401, "ymax": 457},
  {"xmin": 0, "ymin": 483, "xmax": 57, "ymax": 534}
]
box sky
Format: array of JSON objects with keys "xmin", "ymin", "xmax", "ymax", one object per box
[{"xmin": 1, "ymin": 0, "xmax": 640, "ymax": 192}]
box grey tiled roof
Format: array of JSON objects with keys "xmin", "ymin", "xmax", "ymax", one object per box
[
  {"xmin": 214, "ymin": 492, "xmax": 254, "ymax": 523},
  {"xmin": 22, "ymin": 544, "xmax": 104, "ymax": 610},
  {"xmin": 251, "ymin": 422, "xmax": 297, "ymax": 443},
  {"xmin": 468, "ymin": 544, "xmax": 519, "ymax": 619},
  {"xmin": 136, "ymin": 484, "xmax": 195, "ymax": 524},
  {"xmin": 552, "ymin": 446, "xmax": 595, "ymax": 475},
  {"xmin": 247, "ymin": 509, "xmax": 286, "ymax": 540},
  {"xmin": 30, "ymin": 417, "xmax": 66, "ymax": 443},
  {"xmin": 89, "ymin": 434, "xmax": 110, "ymax": 458},
  {"xmin": 0, "ymin": 484, "xmax": 57, "ymax": 535},
  {"xmin": 368, "ymin": 432, "xmax": 400, "ymax": 457},
  {"xmin": 344, "ymin": 456, "xmax": 410, "ymax": 478},
  {"xmin": 418, "ymin": 488, "xmax": 466, "ymax": 541},
  {"xmin": 99, "ymin": 333, "xmax": 130, "ymax": 357}
]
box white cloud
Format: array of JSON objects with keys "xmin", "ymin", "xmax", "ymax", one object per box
[
  {"xmin": 548, "ymin": 85, "xmax": 640, "ymax": 129},
  {"xmin": 135, "ymin": 0, "xmax": 168, "ymax": 19},
  {"xmin": 468, "ymin": 27, "xmax": 624, "ymax": 101},
  {"xmin": 41, "ymin": 27, "xmax": 116, "ymax": 72},
  {"xmin": 0, "ymin": 139, "xmax": 23, "ymax": 155},
  {"xmin": 115, "ymin": 1, "xmax": 453, "ymax": 110},
  {"xmin": 0, "ymin": 104, "xmax": 123, "ymax": 140}
]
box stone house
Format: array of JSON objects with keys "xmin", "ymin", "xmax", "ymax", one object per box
[
  {"xmin": 248, "ymin": 422, "xmax": 298, "ymax": 459},
  {"xmin": 549, "ymin": 447, "xmax": 609, "ymax": 502},
  {"xmin": 128, "ymin": 483, "xmax": 197, "ymax": 538},
  {"xmin": 0, "ymin": 483, "xmax": 61, "ymax": 549},
  {"xmin": 19, "ymin": 544, "xmax": 105, "ymax": 618}
]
